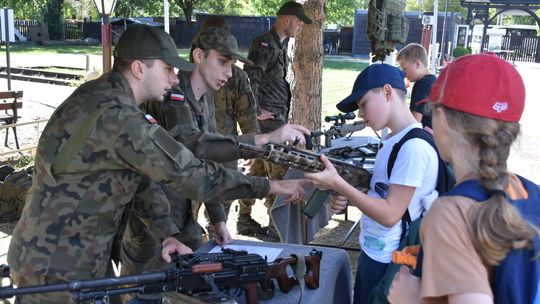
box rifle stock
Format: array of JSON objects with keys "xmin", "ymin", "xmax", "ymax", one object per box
[{"xmin": 0, "ymin": 249, "xmax": 322, "ymax": 304}]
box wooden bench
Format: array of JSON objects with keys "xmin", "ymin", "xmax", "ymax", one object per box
[{"xmin": 0, "ymin": 91, "xmax": 23, "ymax": 149}]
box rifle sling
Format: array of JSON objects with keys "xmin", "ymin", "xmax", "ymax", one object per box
[
  {"xmin": 51, "ymin": 105, "xmax": 123, "ymax": 175},
  {"xmin": 292, "ymin": 254, "xmax": 306, "ymax": 304}
]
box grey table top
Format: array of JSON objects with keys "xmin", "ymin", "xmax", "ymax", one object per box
[{"xmin": 197, "ymin": 239, "xmax": 353, "ymax": 304}]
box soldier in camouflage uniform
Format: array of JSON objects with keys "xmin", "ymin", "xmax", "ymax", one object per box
[
  {"xmin": 192, "ymin": 17, "xmax": 266, "ymax": 236},
  {"xmin": 242, "ymin": 1, "xmax": 312, "ymax": 238},
  {"xmin": 120, "ymin": 26, "xmax": 310, "ymax": 303},
  {"xmin": 7, "ymin": 25, "xmax": 307, "ymax": 304}
]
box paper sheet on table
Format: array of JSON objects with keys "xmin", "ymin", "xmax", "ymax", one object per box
[{"xmin": 208, "ymin": 244, "xmax": 283, "ymax": 262}]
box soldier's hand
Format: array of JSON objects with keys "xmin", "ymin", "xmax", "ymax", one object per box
[
  {"xmin": 258, "ymin": 108, "xmax": 276, "ymax": 120},
  {"xmin": 329, "ymin": 194, "xmax": 348, "ymax": 214},
  {"xmin": 256, "ymin": 123, "xmax": 311, "ymax": 146},
  {"xmin": 213, "ymin": 221, "xmax": 233, "ymax": 246},
  {"xmin": 161, "ymin": 237, "xmax": 193, "ymax": 263},
  {"xmin": 268, "ymin": 178, "xmax": 308, "ymax": 203}
]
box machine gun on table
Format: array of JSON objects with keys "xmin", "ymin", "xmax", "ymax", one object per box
[
  {"xmin": 0, "ymin": 248, "xmax": 322, "ymax": 304},
  {"xmin": 238, "ymin": 142, "xmax": 372, "ymax": 218},
  {"xmin": 307, "ymin": 113, "xmax": 367, "ymax": 149}
]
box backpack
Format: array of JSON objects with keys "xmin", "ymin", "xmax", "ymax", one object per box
[
  {"xmin": 368, "ymin": 127, "xmax": 454, "ymax": 304},
  {"xmin": 444, "ymin": 176, "xmax": 540, "ymax": 304},
  {"xmin": 387, "ymin": 128, "xmax": 455, "ymax": 239}
]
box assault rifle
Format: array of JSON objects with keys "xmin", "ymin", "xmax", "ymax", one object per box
[
  {"xmin": 0, "ymin": 248, "xmax": 322, "ymax": 304},
  {"xmin": 238, "ymin": 143, "xmax": 372, "ymax": 218}
]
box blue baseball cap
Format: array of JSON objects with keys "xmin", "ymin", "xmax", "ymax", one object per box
[{"xmin": 337, "ymin": 64, "xmax": 406, "ymax": 113}]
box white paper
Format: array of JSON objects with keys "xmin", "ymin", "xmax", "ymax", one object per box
[{"xmin": 209, "ymin": 244, "xmax": 283, "ymax": 262}]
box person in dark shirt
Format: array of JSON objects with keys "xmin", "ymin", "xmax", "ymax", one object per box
[{"xmin": 397, "ymin": 43, "xmax": 436, "ymax": 131}]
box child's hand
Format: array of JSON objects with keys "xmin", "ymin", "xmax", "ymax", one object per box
[
  {"xmin": 330, "ymin": 194, "xmax": 348, "ymax": 214},
  {"xmin": 304, "ymin": 154, "xmax": 342, "ymax": 191}
]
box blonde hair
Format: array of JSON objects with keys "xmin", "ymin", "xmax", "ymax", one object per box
[
  {"xmin": 442, "ymin": 106, "xmax": 537, "ymax": 265},
  {"xmin": 397, "ymin": 43, "xmax": 428, "ymax": 67}
]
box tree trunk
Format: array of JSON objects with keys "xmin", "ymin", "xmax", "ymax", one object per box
[{"xmin": 289, "ymin": 0, "xmax": 326, "ymax": 131}]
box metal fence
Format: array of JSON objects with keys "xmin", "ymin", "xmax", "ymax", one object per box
[
  {"xmin": 501, "ymin": 35, "xmax": 540, "ymax": 63},
  {"xmin": 64, "ymin": 20, "xmax": 85, "ymax": 41}
]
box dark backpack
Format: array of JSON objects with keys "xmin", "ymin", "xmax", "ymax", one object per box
[
  {"xmin": 444, "ymin": 176, "xmax": 540, "ymax": 304},
  {"xmin": 387, "ymin": 127, "xmax": 455, "ymax": 240},
  {"xmin": 368, "ymin": 127, "xmax": 454, "ymax": 304}
]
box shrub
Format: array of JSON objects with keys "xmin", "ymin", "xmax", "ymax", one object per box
[{"xmin": 453, "ymin": 46, "xmax": 472, "ymax": 58}]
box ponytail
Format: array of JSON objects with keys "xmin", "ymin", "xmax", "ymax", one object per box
[{"xmin": 444, "ymin": 107, "xmax": 537, "ymax": 265}]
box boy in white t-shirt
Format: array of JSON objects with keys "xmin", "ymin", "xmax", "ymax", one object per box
[{"xmin": 305, "ymin": 64, "xmax": 439, "ymax": 304}]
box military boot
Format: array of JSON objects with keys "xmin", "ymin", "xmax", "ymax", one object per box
[
  {"xmin": 236, "ymin": 214, "xmax": 267, "ymax": 236},
  {"xmin": 266, "ymin": 221, "xmax": 280, "ymax": 242}
]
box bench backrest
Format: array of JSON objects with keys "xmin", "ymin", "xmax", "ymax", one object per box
[
  {"xmin": 0, "ymin": 91, "xmax": 24, "ymax": 121},
  {"xmin": 0, "ymin": 91, "xmax": 23, "ymax": 100}
]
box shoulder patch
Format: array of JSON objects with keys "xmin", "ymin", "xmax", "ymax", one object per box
[
  {"xmin": 170, "ymin": 93, "xmax": 185, "ymax": 102},
  {"xmin": 260, "ymin": 42, "xmax": 269, "ymax": 48},
  {"xmin": 144, "ymin": 114, "xmax": 157, "ymax": 124}
]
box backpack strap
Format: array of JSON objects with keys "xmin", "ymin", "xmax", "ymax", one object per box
[{"xmin": 387, "ymin": 128, "xmax": 449, "ymax": 240}]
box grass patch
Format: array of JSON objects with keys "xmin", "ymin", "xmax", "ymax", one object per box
[
  {"xmin": 323, "ymin": 59, "xmax": 368, "ymax": 71},
  {"xmin": 1, "ymin": 44, "xmax": 103, "ymax": 55},
  {"xmin": 321, "ymin": 63, "xmax": 368, "ymax": 118}
]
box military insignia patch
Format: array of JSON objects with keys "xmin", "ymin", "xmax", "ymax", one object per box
[
  {"xmin": 144, "ymin": 114, "xmax": 157, "ymax": 124},
  {"xmin": 260, "ymin": 42, "xmax": 269, "ymax": 48},
  {"xmin": 170, "ymin": 93, "xmax": 185, "ymax": 102}
]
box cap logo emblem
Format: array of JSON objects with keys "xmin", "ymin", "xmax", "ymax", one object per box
[
  {"xmin": 492, "ymin": 102, "xmax": 508, "ymax": 113},
  {"xmin": 260, "ymin": 42, "xmax": 269, "ymax": 48}
]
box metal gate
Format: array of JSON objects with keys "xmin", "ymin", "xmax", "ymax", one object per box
[{"xmin": 501, "ymin": 35, "xmax": 540, "ymax": 63}]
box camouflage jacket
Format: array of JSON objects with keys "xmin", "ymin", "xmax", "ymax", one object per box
[
  {"xmin": 244, "ymin": 27, "xmax": 291, "ymax": 123},
  {"xmin": 141, "ymin": 70, "xmax": 258, "ymax": 224},
  {"xmin": 214, "ymin": 65, "xmax": 259, "ymax": 137},
  {"xmin": 7, "ymin": 70, "xmax": 269, "ymax": 281}
]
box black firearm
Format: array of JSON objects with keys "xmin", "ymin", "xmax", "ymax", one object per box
[
  {"xmin": 238, "ymin": 143, "xmax": 372, "ymax": 218},
  {"xmin": 309, "ymin": 120, "xmax": 367, "ymax": 149},
  {"xmin": 0, "ymin": 248, "xmax": 322, "ymax": 304}
]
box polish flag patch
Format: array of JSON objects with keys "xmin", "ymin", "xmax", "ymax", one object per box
[
  {"xmin": 144, "ymin": 114, "xmax": 157, "ymax": 124},
  {"xmin": 170, "ymin": 93, "xmax": 185, "ymax": 102}
]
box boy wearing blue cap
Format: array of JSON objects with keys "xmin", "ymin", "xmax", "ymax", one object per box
[{"xmin": 305, "ymin": 64, "xmax": 439, "ymax": 304}]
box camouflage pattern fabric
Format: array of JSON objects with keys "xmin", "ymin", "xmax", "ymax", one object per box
[
  {"xmin": 213, "ymin": 64, "xmax": 259, "ymax": 218},
  {"xmin": 121, "ymin": 69, "xmax": 261, "ymax": 280},
  {"xmin": 238, "ymin": 158, "xmax": 266, "ymax": 215},
  {"xmin": 214, "ymin": 65, "xmax": 259, "ymax": 137},
  {"xmin": 0, "ymin": 167, "xmax": 32, "ymax": 222},
  {"xmin": 7, "ymin": 70, "xmax": 270, "ymax": 302},
  {"xmin": 244, "ymin": 27, "xmax": 291, "ymax": 124}
]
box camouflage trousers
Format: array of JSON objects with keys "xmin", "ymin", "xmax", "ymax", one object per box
[
  {"xmin": 238, "ymin": 118, "xmax": 288, "ymax": 217},
  {"xmin": 238, "ymin": 158, "xmax": 288, "ymax": 217},
  {"xmin": 120, "ymin": 191, "xmax": 205, "ymax": 303}
]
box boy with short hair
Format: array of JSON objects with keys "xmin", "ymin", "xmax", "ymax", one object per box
[
  {"xmin": 397, "ymin": 43, "xmax": 437, "ymax": 130},
  {"xmin": 305, "ymin": 64, "xmax": 439, "ymax": 304}
]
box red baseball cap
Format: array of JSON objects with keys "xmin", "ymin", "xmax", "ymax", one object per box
[{"xmin": 420, "ymin": 53, "xmax": 525, "ymax": 122}]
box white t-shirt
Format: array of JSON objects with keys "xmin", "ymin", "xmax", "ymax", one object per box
[{"xmin": 359, "ymin": 123, "xmax": 439, "ymax": 263}]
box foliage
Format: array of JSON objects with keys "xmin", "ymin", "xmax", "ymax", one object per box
[
  {"xmin": 0, "ymin": 0, "xmax": 46, "ymax": 19},
  {"xmin": 326, "ymin": 0, "xmax": 364, "ymax": 26},
  {"xmin": 9, "ymin": 154, "xmax": 35, "ymax": 170},
  {"xmin": 452, "ymin": 45, "xmax": 471, "ymax": 58},
  {"xmin": 43, "ymin": 0, "xmax": 65, "ymax": 40},
  {"xmin": 114, "ymin": 0, "xmax": 166, "ymax": 18},
  {"xmin": 407, "ymin": 0, "xmax": 467, "ymax": 18}
]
